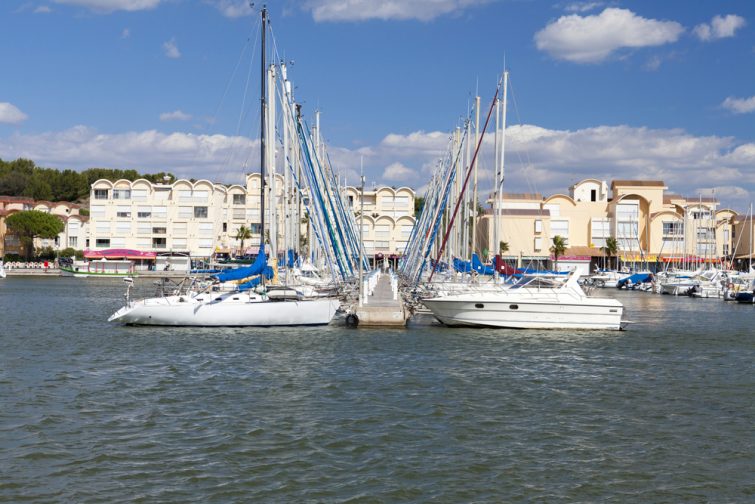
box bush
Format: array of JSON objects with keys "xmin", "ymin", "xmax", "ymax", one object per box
[
  {"xmin": 75, "ymin": 250, "xmax": 84, "ymax": 260},
  {"xmin": 3, "ymin": 253, "xmax": 22, "ymax": 262},
  {"xmin": 59, "ymin": 247, "xmax": 76, "ymax": 257},
  {"xmin": 35, "ymin": 246, "xmax": 56, "ymax": 260}
]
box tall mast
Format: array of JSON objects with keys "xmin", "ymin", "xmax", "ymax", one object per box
[
  {"xmin": 259, "ymin": 6, "xmax": 267, "ymax": 247},
  {"xmin": 470, "ymin": 95, "xmax": 480, "ymax": 257}
]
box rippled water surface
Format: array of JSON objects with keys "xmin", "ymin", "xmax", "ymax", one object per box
[{"xmin": 1, "ymin": 277, "xmax": 753, "ymax": 502}]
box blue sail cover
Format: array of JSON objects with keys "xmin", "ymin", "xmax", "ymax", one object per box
[
  {"xmin": 616, "ymin": 272, "xmax": 653, "ymax": 288},
  {"xmin": 472, "ymin": 254, "xmax": 495, "ymax": 275},
  {"xmin": 287, "ymin": 249, "xmax": 296, "ymax": 268},
  {"xmin": 453, "ymin": 257, "xmax": 472, "ymax": 273},
  {"xmin": 237, "ymin": 266, "xmax": 274, "ymax": 291},
  {"xmin": 213, "ymin": 247, "xmax": 267, "ymax": 282}
]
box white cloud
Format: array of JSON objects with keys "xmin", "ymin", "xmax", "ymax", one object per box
[
  {"xmin": 0, "ymin": 103, "xmax": 28, "ymax": 124},
  {"xmin": 302, "ymin": 0, "xmax": 491, "ymax": 22},
  {"xmin": 721, "ymin": 96, "xmax": 755, "ymax": 114},
  {"xmin": 52, "ymin": 0, "xmax": 161, "ymax": 13},
  {"xmin": 383, "ymin": 162, "xmax": 417, "ymax": 181},
  {"xmin": 694, "ymin": 14, "xmax": 746, "ymax": 41},
  {"xmin": 1, "ymin": 122, "xmax": 753, "ymax": 210},
  {"xmin": 162, "ymin": 38, "xmax": 181, "ymax": 59},
  {"xmin": 564, "ymin": 2, "xmax": 604, "ymax": 13},
  {"xmin": 160, "ymin": 110, "xmax": 192, "ymax": 122},
  {"xmin": 0, "ymin": 126, "xmax": 257, "ymax": 182},
  {"xmin": 34, "ymin": 5, "xmax": 53, "ymax": 13},
  {"xmin": 534, "ymin": 8, "xmax": 684, "ymax": 63},
  {"xmin": 204, "ymin": 0, "xmax": 252, "ymax": 18}
]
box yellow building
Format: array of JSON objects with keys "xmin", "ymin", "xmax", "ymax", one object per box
[{"xmin": 477, "ymin": 179, "xmax": 738, "ymax": 271}]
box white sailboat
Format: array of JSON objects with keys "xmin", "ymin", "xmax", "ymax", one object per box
[{"xmin": 109, "ymin": 7, "xmax": 339, "ymax": 326}]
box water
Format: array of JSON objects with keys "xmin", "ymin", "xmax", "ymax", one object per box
[{"xmin": 1, "ymin": 277, "xmax": 753, "ymax": 502}]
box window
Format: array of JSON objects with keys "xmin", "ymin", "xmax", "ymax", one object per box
[
  {"xmin": 534, "ymin": 220, "xmax": 542, "ymax": 233},
  {"xmin": 199, "ymin": 223, "xmax": 214, "ymax": 236},
  {"xmin": 152, "ymin": 237, "xmax": 167, "ymax": 249},
  {"xmin": 96, "ymin": 238, "xmax": 110, "ymax": 248},
  {"xmin": 394, "ymin": 196, "xmax": 410, "ymax": 206},
  {"xmin": 232, "ymin": 208, "xmax": 245, "ymax": 220},
  {"xmin": 111, "ymin": 237, "xmax": 125, "ymax": 248},
  {"xmin": 154, "ymin": 189, "xmax": 169, "ymax": 201},
  {"xmin": 222, "ymin": 222, "xmax": 227, "ymax": 232},
  {"xmin": 116, "ymin": 205, "xmax": 131, "ymax": 218},
  {"xmin": 178, "ymin": 190, "xmax": 193, "ymax": 201},
  {"xmin": 376, "ymin": 241, "xmax": 390, "ymax": 249},
  {"xmin": 137, "ymin": 206, "xmax": 151, "ymax": 218},
  {"xmin": 95, "ymin": 222, "xmax": 109, "ymax": 233},
  {"xmin": 550, "ymin": 220, "xmax": 569, "ymax": 244},
  {"xmin": 116, "ymin": 222, "xmax": 131, "ymax": 233},
  {"xmin": 375, "ymin": 225, "xmax": 391, "ymax": 240},
  {"xmin": 193, "ymin": 190, "xmax": 209, "ymax": 201},
  {"xmin": 90, "ymin": 205, "xmax": 106, "ymax": 217},
  {"xmin": 194, "ymin": 206, "xmax": 208, "ymax": 219},
  {"xmin": 152, "ymin": 227, "xmax": 167, "ymax": 235},
  {"xmin": 348, "ymin": 195, "xmax": 354, "ymax": 206},
  {"xmin": 173, "ymin": 238, "xmax": 187, "ymax": 249},
  {"xmin": 131, "ymin": 189, "xmax": 148, "ymax": 201},
  {"xmin": 199, "ymin": 239, "xmax": 213, "ymax": 249},
  {"xmin": 232, "ymin": 194, "xmax": 246, "ymax": 205},
  {"xmin": 173, "ymin": 223, "xmax": 187, "ymax": 235},
  {"xmin": 591, "ymin": 218, "xmax": 611, "ymax": 247},
  {"xmin": 137, "ymin": 224, "xmax": 151, "ymax": 235},
  {"xmin": 590, "ymin": 189, "xmax": 597, "ymax": 202},
  {"xmin": 178, "ymin": 206, "xmax": 193, "ymax": 218},
  {"xmin": 94, "ymin": 189, "xmax": 109, "ymax": 200},
  {"xmin": 663, "ymin": 221, "xmax": 683, "ymax": 236},
  {"xmin": 137, "ymin": 239, "xmax": 150, "ymax": 249},
  {"xmin": 534, "ymin": 237, "xmax": 543, "ymax": 251},
  {"xmin": 153, "ymin": 206, "xmax": 167, "ymax": 219},
  {"xmin": 68, "ymin": 236, "xmax": 78, "ymax": 247},
  {"xmin": 250, "ymin": 224, "xmax": 262, "ymax": 234},
  {"xmin": 401, "ymin": 225, "xmax": 414, "ymax": 238},
  {"xmin": 364, "ymin": 241, "xmax": 374, "ymax": 250},
  {"xmin": 544, "ymin": 204, "xmax": 560, "ymax": 217},
  {"xmin": 113, "ymin": 189, "xmax": 131, "ymax": 200},
  {"xmin": 247, "ymin": 209, "xmax": 260, "ymax": 222}
]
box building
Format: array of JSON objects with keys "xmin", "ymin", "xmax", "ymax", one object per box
[
  {"xmin": 88, "ymin": 176, "xmax": 416, "ymax": 260},
  {"xmin": 1, "ymin": 196, "xmax": 88, "ymax": 258},
  {"xmin": 477, "ymin": 179, "xmax": 738, "ymax": 272},
  {"xmin": 344, "ymin": 185, "xmax": 416, "ymax": 263}
]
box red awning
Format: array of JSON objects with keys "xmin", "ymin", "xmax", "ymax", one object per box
[{"xmin": 84, "ymin": 249, "xmax": 157, "ymax": 260}]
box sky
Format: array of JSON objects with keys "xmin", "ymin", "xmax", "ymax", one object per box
[{"xmin": 0, "ymin": 0, "xmax": 754, "ymax": 211}]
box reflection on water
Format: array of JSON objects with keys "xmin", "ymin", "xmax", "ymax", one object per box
[{"xmin": 1, "ymin": 277, "xmax": 753, "ymax": 501}]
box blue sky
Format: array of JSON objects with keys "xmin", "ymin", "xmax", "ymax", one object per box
[{"xmin": 0, "ymin": 0, "xmax": 753, "ymax": 211}]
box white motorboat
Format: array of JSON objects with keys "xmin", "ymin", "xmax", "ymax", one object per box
[
  {"xmin": 60, "ymin": 259, "xmax": 136, "ymax": 278},
  {"xmin": 0, "ymin": 260, "xmax": 6, "ymax": 279},
  {"xmin": 422, "ymin": 272, "xmax": 625, "ymax": 330}
]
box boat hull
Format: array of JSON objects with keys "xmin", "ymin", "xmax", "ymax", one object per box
[
  {"xmin": 422, "ymin": 297, "xmax": 624, "ymax": 330},
  {"xmin": 109, "ymin": 295, "xmax": 340, "ymax": 326}
]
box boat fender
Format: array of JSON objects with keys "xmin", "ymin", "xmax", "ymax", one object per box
[{"xmin": 345, "ymin": 313, "xmax": 359, "ymax": 327}]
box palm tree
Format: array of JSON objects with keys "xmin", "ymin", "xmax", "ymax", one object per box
[
  {"xmin": 550, "ymin": 235, "xmax": 567, "ymax": 271},
  {"xmin": 499, "ymin": 241, "xmax": 509, "ymax": 255},
  {"xmin": 604, "ymin": 237, "xmax": 618, "ymax": 270},
  {"xmin": 235, "ymin": 225, "xmax": 252, "ymax": 254}
]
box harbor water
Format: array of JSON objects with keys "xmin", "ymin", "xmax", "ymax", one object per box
[{"xmin": 1, "ymin": 277, "xmax": 753, "ymax": 502}]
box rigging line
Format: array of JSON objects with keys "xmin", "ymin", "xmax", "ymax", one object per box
[
  {"xmin": 212, "ymin": 18, "xmax": 261, "ymax": 182},
  {"xmin": 507, "ymin": 76, "xmax": 540, "ymax": 197}
]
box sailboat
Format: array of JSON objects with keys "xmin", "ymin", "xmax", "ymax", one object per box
[
  {"xmin": 108, "ymin": 7, "xmax": 339, "ymax": 326},
  {"xmin": 0, "ymin": 260, "xmax": 6, "ymax": 279}
]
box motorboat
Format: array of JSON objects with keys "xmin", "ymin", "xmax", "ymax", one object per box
[{"xmin": 422, "ymin": 271, "xmax": 625, "ymax": 330}]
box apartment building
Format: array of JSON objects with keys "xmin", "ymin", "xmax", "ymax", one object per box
[
  {"xmin": 0, "ymin": 196, "xmax": 88, "ymax": 257},
  {"xmin": 344, "ymin": 186, "xmax": 416, "ymax": 258},
  {"xmin": 477, "ymin": 179, "xmax": 738, "ymax": 271},
  {"xmin": 87, "ymin": 176, "xmax": 416, "ymax": 259}
]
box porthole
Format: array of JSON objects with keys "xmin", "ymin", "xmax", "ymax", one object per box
[
  {"xmin": 475, "ymin": 303, "xmax": 484, "ymax": 309},
  {"xmin": 509, "ymin": 304, "xmax": 519, "ymax": 310}
]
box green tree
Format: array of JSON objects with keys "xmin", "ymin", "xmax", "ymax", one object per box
[
  {"xmin": 22, "ymin": 174, "xmax": 53, "ymax": 200},
  {"xmin": 499, "ymin": 241, "xmax": 509, "ymax": 255},
  {"xmin": 0, "ymin": 171, "xmax": 29, "ymax": 196},
  {"xmin": 603, "ymin": 236, "xmax": 618, "ymax": 270},
  {"xmin": 414, "ymin": 196, "xmax": 425, "ymax": 217},
  {"xmin": 235, "ymin": 225, "xmax": 252, "ymax": 253},
  {"xmin": 6, "ymin": 211, "xmax": 65, "ymax": 260},
  {"xmin": 550, "ymin": 235, "xmax": 567, "ymax": 271}
]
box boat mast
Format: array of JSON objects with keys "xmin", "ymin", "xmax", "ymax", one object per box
[{"xmin": 259, "ymin": 6, "xmax": 267, "ymax": 249}]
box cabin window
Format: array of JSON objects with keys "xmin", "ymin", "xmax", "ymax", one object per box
[
  {"xmin": 475, "ymin": 303, "xmax": 484, "ymax": 309},
  {"xmin": 509, "ymin": 304, "xmax": 519, "ymax": 310}
]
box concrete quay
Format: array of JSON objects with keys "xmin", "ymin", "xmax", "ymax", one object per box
[{"xmin": 354, "ymin": 272, "xmax": 407, "ymax": 327}]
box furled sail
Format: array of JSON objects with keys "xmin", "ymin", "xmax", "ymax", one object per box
[{"xmin": 213, "ymin": 247, "xmax": 267, "ymax": 282}]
